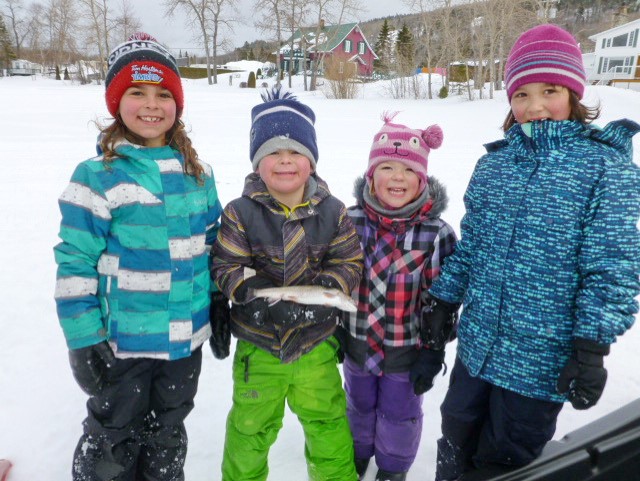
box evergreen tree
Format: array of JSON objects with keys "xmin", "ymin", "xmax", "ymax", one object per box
[
  {"xmin": 374, "ymin": 19, "xmax": 392, "ymax": 75},
  {"xmin": 396, "ymin": 23, "xmax": 415, "ymax": 74},
  {"xmin": 247, "ymin": 70, "xmax": 256, "ymax": 88},
  {"xmin": 0, "ymin": 15, "xmax": 16, "ymax": 71}
]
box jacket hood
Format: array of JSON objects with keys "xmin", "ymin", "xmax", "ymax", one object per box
[{"xmin": 352, "ymin": 174, "xmax": 449, "ymax": 220}]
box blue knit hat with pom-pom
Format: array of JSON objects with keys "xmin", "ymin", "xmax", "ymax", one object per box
[{"xmin": 249, "ymin": 86, "xmax": 318, "ymax": 170}]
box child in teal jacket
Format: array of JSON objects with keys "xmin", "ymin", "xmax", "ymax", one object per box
[{"xmin": 54, "ymin": 33, "xmax": 224, "ymax": 480}]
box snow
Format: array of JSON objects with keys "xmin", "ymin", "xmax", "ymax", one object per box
[{"xmin": 1, "ymin": 71, "xmax": 639, "ymax": 481}]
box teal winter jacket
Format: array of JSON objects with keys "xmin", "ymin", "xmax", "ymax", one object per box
[
  {"xmin": 430, "ymin": 119, "xmax": 640, "ymax": 402},
  {"xmin": 54, "ymin": 143, "xmax": 222, "ymax": 360}
]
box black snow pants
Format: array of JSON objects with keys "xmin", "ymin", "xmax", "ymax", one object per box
[
  {"xmin": 72, "ymin": 348, "xmax": 202, "ymax": 481},
  {"xmin": 435, "ymin": 356, "xmax": 563, "ymax": 481}
]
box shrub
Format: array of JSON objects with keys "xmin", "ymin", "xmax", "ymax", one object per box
[
  {"xmin": 248, "ymin": 71, "xmax": 256, "ymax": 88},
  {"xmin": 438, "ymin": 85, "xmax": 449, "ymax": 99}
]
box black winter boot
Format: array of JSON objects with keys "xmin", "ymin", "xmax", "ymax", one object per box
[
  {"xmin": 355, "ymin": 457, "xmax": 370, "ymax": 479},
  {"xmin": 375, "ymin": 469, "xmax": 407, "ymax": 481}
]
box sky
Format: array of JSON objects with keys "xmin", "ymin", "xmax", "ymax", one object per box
[
  {"xmin": 1, "ymin": 66, "xmax": 640, "ymax": 480},
  {"xmin": 132, "ymin": 0, "xmax": 416, "ymax": 56}
]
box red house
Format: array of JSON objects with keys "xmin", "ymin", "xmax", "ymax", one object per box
[{"xmin": 279, "ymin": 22, "xmax": 378, "ymax": 77}]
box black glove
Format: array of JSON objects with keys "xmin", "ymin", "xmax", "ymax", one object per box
[
  {"xmin": 209, "ymin": 291, "xmax": 231, "ymax": 359},
  {"xmin": 421, "ymin": 294, "xmax": 459, "ymax": 350},
  {"xmin": 557, "ymin": 338, "xmax": 609, "ymax": 410},
  {"xmin": 410, "ymin": 348, "xmax": 446, "ymax": 395},
  {"xmin": 68, "ymin": 341, "xmax": 115, "ymax": 396},
  {"xmin": 332, "ymin": 324, "xmax": 349, "ymax": 363},
  {"xmin": 232, "ymin": 275, "xmax": 274, "ymax": 327}
]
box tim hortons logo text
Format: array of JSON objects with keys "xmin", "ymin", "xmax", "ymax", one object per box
[{"xmin": 130, "ymin": 64, "xmax": 164, "ymax": 84}]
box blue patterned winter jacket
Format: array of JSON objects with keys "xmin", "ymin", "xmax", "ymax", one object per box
[{"xmin": 430, "ymin": 119, "xmax": 640, "ymax": 402}]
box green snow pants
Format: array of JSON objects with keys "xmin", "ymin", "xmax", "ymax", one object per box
[{"xmin": 221, "ymin": 339, "xmax": 357, "ymax": 481}]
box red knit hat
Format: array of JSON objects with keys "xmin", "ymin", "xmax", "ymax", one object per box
[
  {"xmin": 105, "ymin": 32, "xmax": 184, "ymax": 118},
  {"xmin": 505, "ymin": 24, "xmax": 586, "ymax": 99}
]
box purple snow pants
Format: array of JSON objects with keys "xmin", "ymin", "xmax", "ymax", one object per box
[{"xmin": 343, "ymin": 356, "xmax": 423, "ymax": 473}]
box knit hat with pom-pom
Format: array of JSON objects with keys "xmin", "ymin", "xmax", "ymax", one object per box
[
  {"xmin": 367, "ymin": 112, "xmax": 443, "ymax": 191},
  {"xmin": 250, "ymin": 86, "xmax": 318, "ymax": 170},
  {"xmin": 105, "ymin": 32, "xmax": 184, "ymax": 118}
]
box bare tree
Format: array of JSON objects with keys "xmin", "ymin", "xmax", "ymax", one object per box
[
  {"xmin": 43, "ymin": 0, "xmax": 81, "ymax": 69},
  {"xmin": 77, "ymin": 0, "xmax": 109, "ymax": 79},
  {"xmin": 254, "ymin": 0, "xmax": 286, "ymax": 86},
  {"xmin": 282, "ymin": 0, "xmax": 310, "ymax": 88},
  {"xmin": 3, "ymin": 0, "xmax": 30, "ymax": 58},
  {"xmin": 164, "ymin": 0, "xmax": 237, "ymax": 85},
  {"xmin": 112, "ymin": 0, "xmax": 142, "ymax": 44}
]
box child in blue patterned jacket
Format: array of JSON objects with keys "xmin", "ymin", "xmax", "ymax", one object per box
[
  {"xmin": 423, "ymin": 24, "xmax": 640, "ymax": 481},
  {"xmin": 54, "ymin": 33, "xmax": 225, "ymax": 480}
]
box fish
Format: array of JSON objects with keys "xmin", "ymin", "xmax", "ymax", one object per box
[{"xmin": 248, "ymin": 285, "xmax": 358, "ymax": 313}]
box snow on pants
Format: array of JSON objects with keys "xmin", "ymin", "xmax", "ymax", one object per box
[
  {"xmin": 72, "ymin": 348, "xmax": 202, "ymax": 481},
  {"xmin": 343, "ymin": 356, "xmax": 423, "ymax": 473},
  {"xmin": 222, "ymin": 339, "xmax": 357, "ymax": 481},
  {"xmin": 435, "ymin": 356, "xmax": 563, "ymax": 481}
]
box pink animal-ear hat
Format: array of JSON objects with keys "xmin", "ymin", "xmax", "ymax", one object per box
[{"xmin": 367, "ymin": 111, "xmax": 443, "ymax": 192}]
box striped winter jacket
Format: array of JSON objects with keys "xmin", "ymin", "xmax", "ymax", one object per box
[
  {"xmin": 344, "ymin": 176, "xmax": 458, "ymax": 373},
  {"xmin": 210, "ymin": 172, "xmax": 363, "ymax": 363},
  {"xmin": 430, "ymin": 119, "xmax": 640, "ymax": 402},
  {"xmin": 54, "ymin": 143, "xmax": 222, "ymax": 360}
]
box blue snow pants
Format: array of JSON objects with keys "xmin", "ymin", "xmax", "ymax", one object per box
[{"xmin": 435, "ymin": 356, "xmax": 563, "ymax": 481}]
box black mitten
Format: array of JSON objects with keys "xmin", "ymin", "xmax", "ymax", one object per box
[
  {"xmin": 409, "ymin": 348, "xmax": 445, "ymax": 395},
  {"xmin": 557, "ymin": 338, "xmax": 610, "ymax": 410},
  {"xmin": 209, "ymin": 291, "xmax": 231, "ymax": 359},
  {"xmin": 421, "ymin": 294, "xmax": 459, "ymax": 350},
  {"xmin": 269, "ymin": 300, "xmax": 304, "ymax": 324},
  {"xmin": 68, "ymin": 341, "xmax": 115, "ymax": 396},
  {"xmin": 232, "ymin": 275, "xmax": 274, "ymax": 327}
]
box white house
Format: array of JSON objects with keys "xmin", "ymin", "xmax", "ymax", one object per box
[
  {"xmin": 586, "ymin": 18, "xmax": 640, "ymax": 86},
  {"xmin": 8, "ymin": 59, "xmax": 42, "ymax": 76}
]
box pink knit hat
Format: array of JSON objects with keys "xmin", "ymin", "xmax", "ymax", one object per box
[
  {"xmin": 505, "ymin": 24, "xmax": 586, "ymax": 99},
  {"xmin": 367, "ymin": 112, "xmax": 443, "ymax": 190}
]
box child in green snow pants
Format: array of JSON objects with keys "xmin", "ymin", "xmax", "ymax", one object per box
[{"xmin": 222, "ymin": 339, "xmax": 357, "ymax": 481}]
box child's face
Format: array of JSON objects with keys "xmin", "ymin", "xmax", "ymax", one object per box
[
  {"xmin": 372, "ymin": 161, "xmax": 421, "ymax": 209},
  {"xmin": 510, "ymin": 83, "xmax": 571, "ymax": 124},
  {"xmin": 257, "ymin": 149, "xmax": 312, "ymax": 207},
  {"xmin": 118, "ymin": 84, "xmax": 177, "ymax": 147}
]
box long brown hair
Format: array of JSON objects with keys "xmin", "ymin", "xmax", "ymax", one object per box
[
  {"xmin": 502, "ymin": 90, "xmax": 601, "ymax": 132},
  {"xmin": 99, "ymin": 116, "xmax": 204, "ymax": 182}
]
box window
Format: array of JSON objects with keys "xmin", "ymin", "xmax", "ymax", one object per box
[
  {"xmin": 344, "ymin": 39, "xmax": 352, "ymax": 53},
  {"xmin": 358, "ymin": 42, "xmax": 366, "ymax": 55},
  {"xmin": 606, "ymin": 38, "xmax": 612, "ymax": 48},
  {"xmin": 612, "ymin": 33, "xmax": 628, "ymax": 47}
]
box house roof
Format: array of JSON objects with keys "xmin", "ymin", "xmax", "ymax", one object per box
[
  {"xmin": 280, "ymin": 22, "xmax": 377, "ymax": 58},
  {"xmin": 588, "ymin": 17, "xmax": 640, "ymax": 41}
]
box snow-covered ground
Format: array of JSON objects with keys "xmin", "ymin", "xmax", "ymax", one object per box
[{"xmin": 1, "ymin": 69, "xmax": 639, "ymax": 481}]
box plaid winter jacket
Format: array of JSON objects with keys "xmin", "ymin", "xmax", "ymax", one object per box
[
  {"xmin": 344, "ymin": 176, "xmax": 457, "ymax": 373},
  {"xmin": 210, "ymin": 173, "xmax": 363, "ymax": 363},
  {"xmin": 431, "ymin": 119, "xmax": 640, "ymax": 402},
  {"xmin": 54, "ymin": 143, "xmax": 222, "ymax": 360}
]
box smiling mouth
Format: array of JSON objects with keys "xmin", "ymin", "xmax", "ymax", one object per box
[{"xmin": 139, "ymin": 116, "xmax": 163, "ymax": 122}]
